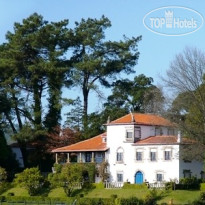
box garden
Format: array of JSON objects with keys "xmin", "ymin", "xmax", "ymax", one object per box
[{"xmin": 1, "ymin": 165, "xmax": 205, "ymax": 205}]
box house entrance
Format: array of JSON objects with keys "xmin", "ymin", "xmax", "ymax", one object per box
[{"xmin": 135, "ymin": 171, "xmax": 143, "ymax": 184}]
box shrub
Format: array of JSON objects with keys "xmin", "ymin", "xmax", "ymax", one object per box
[
  {"xmin": 53, "ymin": 163, "xmax": 63, "ymax": 173},
  {"xmin": 165, "ymin": 181, "xmax": 175, "ymax": 190},
  {"xmin": 144, "ymin": 189, "xmax": 166, "ymax": 205},
  {"xmin": 0, "ymin": 167, "xmax": 7, "ymax": 183},
  {"xmin": 77, "ymin": 198, "xmax": 114, "ymax": 205},
  {"xmin": 200, "ymin": 192, "xmax": 205, "ymax": 201},
  {"xmin": 191, "ymin": 192, "xmax": 205, "ymax": 205},
  {"xmin": 0, "ymin": 182, "xmax": 11, "ymax": 195},
  {"xmin": 123, "ymin": 182, "xmax": 148, "ymax": 189},
  {"xmin": 178, "ymin": 177, "xmax": 200, "ymax": 190},
  {"xmin": 0, "ymin": 196, "xmax": 5, "ymax": 202},
  {"xmin": 120, "ymin": 197, "xmax": 144, "ymax": 205},
  {"xmin": 110, "ymin": 194, "xmax": 118, "ymax": 199},
  {"xmin": 7, "ymin": 192, "xmax": 14, "ymax": 196},
  {"xmin": 201, "ymin": 183, "xmax": 205, "ymax": 191},
  {"xmin": 14, "ymin": 167, "xmax": 44, "ymax": 196}
]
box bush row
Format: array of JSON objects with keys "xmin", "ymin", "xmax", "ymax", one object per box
[
  {"xmin": 165, "ymin": 177, "xmax": 204, "ymax": 190},
  {"xmin": 0, "ymin": 195, "xmax": 159, "ymax": 205},
  {"xmin": 0, "ymin": 196, "xmax": 74, "ymax": 203}
]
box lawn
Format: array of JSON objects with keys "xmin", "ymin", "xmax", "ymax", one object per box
[
  {"xmin": 1, "ymin": 186, "xmax": 202, "ymax": 204},
  {"xmin": 2, "ymin": 187, "xmax": 29, "ymax": 197}
]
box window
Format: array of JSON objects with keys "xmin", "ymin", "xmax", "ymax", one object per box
[
  {"xmin": 116, "ymin": 148, "xmax": 124, "ymax": 163},
  {"xmin": 183, "ymin": 170, "xmax": 191, "ymax": 178},
  {"xmin": 136, "ymin": 151, "xmax": 142, "ymax": 161},
  {"xmin": 168, "ymin": 129, "xmax": 174, "ymax": 135},
  {"xmin": 117, "ymin": 173, "xmax": 123, "ymax": 182},
  {"xmin": 97, "ymin": 153, "xmax": 103, "ymax": 158},
  {"xmin": 126, "ymin": 131, "xmax": 133, "ymax": 141},
  {"xmin": 155, "ymin": 127, "xmax": 163, "ymax": 135},
  {"xmin": 150, "ymin": 151, "xmax": 156, "ymax": 161},
  {"xmin": 156, "ymin": 173, "xmax": 163, "ymax": 182},
  {"xmin": 164, "ymin": 150, "xmax": 171, "ymax": 160},
  {"xmin": 117, "ymin": 152, "xmax": 123, "ymax": 162},
  {"xmin": 85, "ymin": 153, "xmax": 92, "ymax": 162}
]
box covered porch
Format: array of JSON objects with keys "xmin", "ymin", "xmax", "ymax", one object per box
[
  {"xmin": 52, "ymin": 133, "xmax": 108, "ymax": 165},
  {"xmin": 54, "ymin": 151, "xmax": 107, "ymax": 164}
]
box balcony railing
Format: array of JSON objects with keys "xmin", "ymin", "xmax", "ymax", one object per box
[{"xmin": 104, "ymin": 181, "xmax": 124, "ymax": 189}]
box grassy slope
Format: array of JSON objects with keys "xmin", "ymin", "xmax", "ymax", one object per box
[{"xmin": 1, "ymin": 187, "xmax": 201, "ymax": 204}]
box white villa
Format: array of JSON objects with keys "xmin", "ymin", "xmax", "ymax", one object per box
[{"xmin": 52, "ymin": 113, "xmax": 203, "ymax": 185}]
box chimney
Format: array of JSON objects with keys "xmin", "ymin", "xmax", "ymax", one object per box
[
  {"xmin": 107, "ymin": 116, "xmax": 110, "ymax": 124},
  {"xmin": 177, "ymin": 131, "xmax": 182, "ymax": 143},
  {"xmin": 130, "ymin": 111, "xmax": 135, "ymax": 123}
]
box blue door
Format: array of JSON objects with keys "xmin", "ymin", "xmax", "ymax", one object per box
[{"xmin": 135, "ymin": 171, "xmax": 143, "ymax": 184}]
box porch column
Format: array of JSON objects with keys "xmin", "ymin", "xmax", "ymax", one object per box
[
  {"xmin": 91, "ymin": 152, "xmax": 94, "ymax": 162},
  {"xmin": 66, "ymin": 153, "xmax": 70, "ymax": 163},
  {"xmin": 104, "ymin": 152, "xmax": 107, "ymax": 162},
  {"xmin": 55, "ymin": 153, "xmax": 58, "ymax": 164},
  {"xmin": 79, "ymin": 152, "xmax": 82, "ymax": 162}
]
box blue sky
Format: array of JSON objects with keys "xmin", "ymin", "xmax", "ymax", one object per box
[{"xmin": 0, "ymin": 0, "xmax": 205, "ymax": 115}]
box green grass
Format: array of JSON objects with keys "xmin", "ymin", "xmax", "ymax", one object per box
[
  {"xmin": 84, "ymin": 188, "xmax": 149, "ymax": 198},
  {"xmin": 158, "ymin": 190, "xmax": 201, "ymax": 204},
  {"xmin": 0, "ymin": 186, "xmax": 202, "ymax": 204},
  {"xmin": 48, "ymin": 187, "xmax": 67, "ymax": 197},
  {"xmin": 2, "ymin": 187, "xmax": 29, "ymax": 197}
]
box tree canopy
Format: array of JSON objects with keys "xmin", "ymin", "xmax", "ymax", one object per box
[
  {"xmin": 0, "ymin": 13, "xmax": 143, "ymax": 169},
  {"xmin": 163, "ymin": 47, "xmax": 205, "ymax": 160},
  {"xmin": 68, "ymin": 16, "xmax": 141, "ymax": 137}
]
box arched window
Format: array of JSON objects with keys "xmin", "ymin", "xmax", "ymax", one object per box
[{"xmin": 116, "ymin": 147, "xmax": 124, "ymax": 163}]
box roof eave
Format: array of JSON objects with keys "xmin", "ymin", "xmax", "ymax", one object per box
[{"xmin": 52, "ymin": 147, "xmax": 109, "ymax": 153}]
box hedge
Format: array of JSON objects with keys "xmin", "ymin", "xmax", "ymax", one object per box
[
  {"xmin": 0, "ymin": 196, "xmax": 74, "ymax": 204},
  {"xmin": 200, "ymin": 183, "xmax": 205, "ymax": 191}
]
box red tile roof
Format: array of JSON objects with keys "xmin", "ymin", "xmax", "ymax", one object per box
[
  {"xmin": 134, "ymin": 135, "xmax": 193, "ymax": 145},
  {"xmin": 52, "ymin": 133, "xmax": 108, "ymax": 153},
  {"xmin": 109, "ymin": 113, "xmax": 175, "ymax": 127}
]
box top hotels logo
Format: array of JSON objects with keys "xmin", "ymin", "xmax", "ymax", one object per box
[{"xmin": 143, "ymin": 6, "xmax": 204, "ymax": 36}]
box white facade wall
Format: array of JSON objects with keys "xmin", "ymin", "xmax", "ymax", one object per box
[
  {"xmin": 107, "ymin": 125, "xmax": 135, "ymax": 182},
  {"xmin": 11, "ymin": 147, "xmax": 24, "ymax": 168},
  {"xmin": 131, "ymin": 144, "xmax": 180, "ymax": 183},
  {"xmin": 179, "ymin": 159, "xmax": 203, "ymax": 179},
  {"xmin": 106, "ymin": 123, "xmax": 203, "ymax": 184}
]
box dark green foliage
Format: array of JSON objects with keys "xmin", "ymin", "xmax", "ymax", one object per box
[
  {"xmin": 0, "ymin": 13, "xmax": 71, "ymax": 168},
  {"xmin": 14, "ymin": 167, "xmax": 44, "ymax": 196},
  {"xmin": 191, "ymin": 192, "xmax": 205, "ymax": 205},
  {"xmin": 177, "ymin": 177, "xmax": 201, "ymax": 190},
  {"xmin": 68, "ymin": 16, "xmax": 141, "ymax": 137},
  {"xmin": 165, "ymin": 181, "xmax": 176, "ymax": 190},
  {"xmin": 53, "ymin": 163, "xmax": 63, "ymax": 173},
  {"xmin": 0, "ymin": 167, "xmax": 7, "ymax": 183},
  {"xmin": 1, "ymin": 196, "xmax": 75, "ymax": 204},
  {"xmin": 105, "ymin": 74, "xmax": 164, "ymax": 113},
  {"xmin": 144, "ymin": 189, "xmax": 165, "ymax": 205},
  {"xmin": 98, "ymin": 161, "xmax": 109, "ymax": 182},
  {"xmin": 49, "ymin": 163, "xmax": 96, "ymax": 197},
  {"xmin": 83, "ymin": 163, "xmax": 96, "ymax": 183},
  {"xmin": 77, "ymin": 198, "xmax": 114, "ymax": 205},
  {"xmin": 120, "ymin": 197, "xmax": 144, "ymax": 205},
  {"xmin": 0, "ymin": 131, "xmax": 19, "ymax": 176},
  {"xmin": 65, "ymin": 97, "xmax": 84, "ymax": 132}
]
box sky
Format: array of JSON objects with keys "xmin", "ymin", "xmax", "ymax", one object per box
[{"xmin": 0, "ymin": 0, "xmax": 205, "ymax": 117}]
